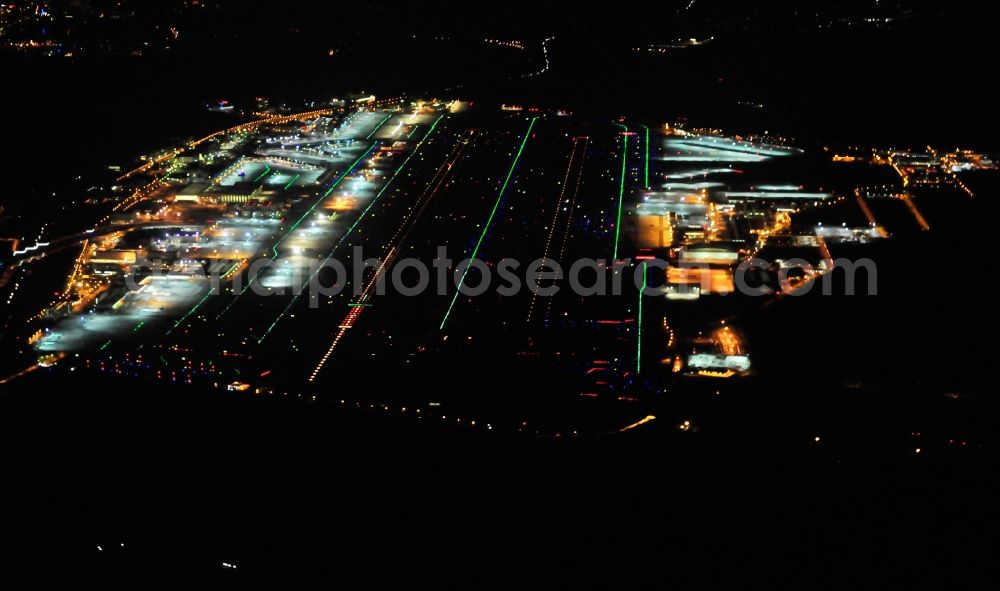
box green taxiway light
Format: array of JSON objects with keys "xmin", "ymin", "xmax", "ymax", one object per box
[
  {"xmin": 613, "ymin": 123, "xmax": 629, "ymax": 261},
  {"xmin": 440, "ymin": 117, "xmax": 538, "ymax": 331},
  {"xmin": 213, "ymin": 142, "xmax": 379, "ymax": 323},
  {"xmin": 367, "ymin": 114, "xmax": 392, "ymax": 140},
  {"xmin": 253, "ymin": 165, "xmax": 272, "ymax": 182},
  {"xmin": 166, "ymin": 289, "xmax": 213, "ymax": 336},
  {"xmin": 258, "ymin": 116, "xmax": 445, "ymax": 344},
  {"xmin": 642, "ymin": 124, "xmax": 650, "ymax": 190},
  {"xmin": 637, "ymin": 261, "xmax": 646, "ymax": 374},
  {"xmin": 222, "ymin": 260, "xmax": 241, "ymax": 277}
]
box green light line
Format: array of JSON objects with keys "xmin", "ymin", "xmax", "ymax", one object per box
[
  {"xmin": 272, "ymin": 145, "xmax": 377, "ymax": 259},
  {"xmin": 258, "ymin": 116, "xmax": 445, "ymax": 344},
  {"xmin": 320, "ymin": 144, "xmax": 376, "ymax": 198},
  {"xmin": 213, "ymin": 143, "xmax": 378, "ymax": 321},
  {"xmin": 221, "ymin": 260, "xmax": 241, "ymax": 278},
  {"xmin": 99, "ymin": 340, "xmax": 112, "ymax": 351},
  {"xmin": 440, "ymin": 117, "xmax": 538, "ymax": 331},
  {"xmin": 283, "ymin": 174, "xmax": 301, "ymax": 190},
  {"xmin": 339, "ymin": 116, "xmax": 442, "ymax": 240},
  {"xmin": 132, "ymin": 321, "xmax": 145, "ymax": 333},
  {"xmin": 167, "ymin": 288, "xmax": 213, "ymax": 336},
  {"xmin": 613, "ymin": 123, "xmax": 629, "ymax": 261},
  {"xmin": 642, "ymin": 124, "xmax": 650, "ymax": 190},
  {"xmin": 637, "ymin": 261, "xmax": 646, "ymax": 374},
  {"xmin": 367, "ymin": 114, "xmax": 392, "ymax": 140},
  {"xmin": 253, "ymin": 165, "xmax": 272, "ymax": 182}
]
